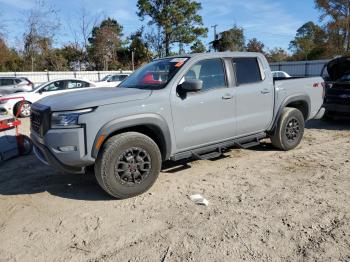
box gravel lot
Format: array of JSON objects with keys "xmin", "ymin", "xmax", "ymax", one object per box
[{"xmin": 0, "ymin": 118, "xmax": 349, "ymax": 261}]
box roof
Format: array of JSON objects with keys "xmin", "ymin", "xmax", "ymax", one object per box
[{"xmin": 155, "ymin": 51, "xmax": 265, "ymax": 60}]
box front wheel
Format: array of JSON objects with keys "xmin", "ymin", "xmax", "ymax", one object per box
[
  {"xmin": 94, "ymin": 132, "xmax": 162, "ymax": 199},
  {"xmin": 270, "ymin": 107, "xmax": 305, "ymax": 151},
  {"xmin": 14, "ymin": 101, "xmax": 31, "ymax": 118}
]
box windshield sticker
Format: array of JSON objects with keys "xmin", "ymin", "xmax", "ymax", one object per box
[{"xmin": 170, "ymin": 58, "xmax": 188, "ymax": 63}]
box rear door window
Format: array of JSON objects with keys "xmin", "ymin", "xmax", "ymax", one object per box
[
  {"xmin": 0, "ymin": 78, "xmax": 14, "ymax": 86},
  {"xmin": 66, "ymin": 80, "xmax": 90, "ymax": 89},
  {"xmin": 232, "ymin": 57, "xmax": 263, "ymax": 85}
]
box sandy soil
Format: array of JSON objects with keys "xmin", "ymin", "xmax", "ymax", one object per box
[{"xmin": 0, "ymin": 119, "xmax": 349, "ymax": 262}]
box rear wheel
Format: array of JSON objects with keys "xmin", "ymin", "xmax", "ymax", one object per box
[
  {"xmin": 14, "ymin": 101, "xmax": 31, "ymax": 118},
  {"xmin": 94, "ymin": 132, "xmax": 162, "ymax": 199},
  {"xmin": 270, "ymin": 107, "xmax": 305, "ymax": 151}
]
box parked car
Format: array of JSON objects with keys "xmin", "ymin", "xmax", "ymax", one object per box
[
  {"xmin": 30, "ymin": 52, "xmax": 325, "ymax": 199},
  {"xmin": 0, "ymin": 79, "xmax": 96, "ymax": 117},
  {"xmin": 96, "ymin": 74, "xmax": 130, "ymax": 87},
  {"xmin": 272, "ymin": 71, "xmax": 291, "ymax": 79},
  {"xmin": 322, "ymin": 56, "xmax": 350, "ymax": 118},
  {"xmin": 0, "ymin": 77, "xmax": 34, "ymax": 96}
]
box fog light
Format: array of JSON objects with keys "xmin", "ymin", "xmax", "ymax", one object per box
[{"xmin": 57, "ymin": 146, "xmax": 77, "ymax": 152}]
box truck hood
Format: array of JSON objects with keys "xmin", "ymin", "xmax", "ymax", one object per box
[
  {"xmin": 37, "ymin": 87, "xmax": 152, "ymax": 111},
  {"xmin": 327, "ymin": 56, "xmax": 350, "ymax": 81}
]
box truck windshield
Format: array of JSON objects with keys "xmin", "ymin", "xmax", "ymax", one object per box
[{"xmin": 119, "ymin": 57, "xmax": 189, "ymax": 89}]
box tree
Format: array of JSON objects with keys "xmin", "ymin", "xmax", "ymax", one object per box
[
  {"xmin": 88, "ymin": 18, "xmax": 123, "ymax": 70},
  {"xmin": 137, "ymin": 0, "xmax": 208, "ymax": 56},
  {"xmin": 0, "ymin": 11, "xmax": 6, "ymax": 39},
  {"xmin": 0, "ymin": 38, "xmax": 23, "ymax": 71},
  {"xmin": 190, "ymin": 40, "xmax": 206, "ymax": 53},
  {"xmin": 246, "ymin": 38, "xmax": 265, "ymax": 53},
  {"xmin": 266, "ymin": 48, "xmax": 290, "ymax": 62},
  {"xmin": 315, "ymin": 0, "xmax": 350, "ymax": 54},
  {"xmin": 22, "ymin": 0, "xmax": 61, "ymax": 71},
  {"xmin": 68, "ymin": 3, "xmax": 102, "ymax": 68},
  {"xmin": 212, "ymin": 25, "xmax": 245, "ymax": 52},
  {"xmin": 289, "ymin": 21, "xmax": 328, "ymax": 60},
  {"xmin": 56, "ymin": 44, "xmax": 85, "ymax": 70},
  {"xmin": 129, "ymin": 28, "xmax": 153, "ymax": 67}
]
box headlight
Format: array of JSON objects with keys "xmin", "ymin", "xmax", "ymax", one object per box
[
  {"xmin": 0, "ymin": 100, "xmax": 7, "ymax": 104},
  {"xmin": 51, "ymin": 108, "xmax": 95, "ymax": 128}
]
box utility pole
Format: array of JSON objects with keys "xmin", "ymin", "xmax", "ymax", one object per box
[
  {"xmin": 131, "ymin": 50, "xmax": 135, "ymax": 71},
  {"xmin": 211, "ymin": 24, "xmax": 218, "ymax": 41},
  {"xmin": 211, "ymin": 24, "xmax": 218, "ymax": 52}
]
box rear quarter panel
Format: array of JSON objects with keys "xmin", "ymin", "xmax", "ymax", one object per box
[{"xmin": 274, "ymin": 77, "xmax": 324, "ymax": 120}]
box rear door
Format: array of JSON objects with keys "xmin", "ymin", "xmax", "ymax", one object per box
[
  {"xmin": 171, "ymin": 58, "xmax": 236, "ymax": 151},
  {"xmin": 233, "ymin": 57, "xmax": 274, "ymax": 136}
]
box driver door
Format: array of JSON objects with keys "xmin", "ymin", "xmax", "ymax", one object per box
[{"xmin": 170, "ymin": 58, "xmax": 236, "ymax": 151}]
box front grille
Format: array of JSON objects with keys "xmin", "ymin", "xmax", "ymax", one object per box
[
  {"xmin": 30, "ymin": 104, "xmax": 50, "ymax": 137},
  {"xmin": 31, "ymin": 110, "xmax": 41, "ymax": 134}
]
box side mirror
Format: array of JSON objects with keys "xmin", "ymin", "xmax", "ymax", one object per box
[{"xmin": 180, "ymin": 79, "xmax": 203, "ymax": 92}]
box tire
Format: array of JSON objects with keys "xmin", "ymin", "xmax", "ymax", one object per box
[
  {"xmin": 14, "ymin": 101, "xmax": 31, "ymax": 118},
  {"xmin": 17, "ymin": 135, "xmax": 33, "ymax": 155},
  {"xmin": 270, "ymin": 107, "xmax": 305, "ymax": 151},
  {"xmin": 94, "ymin": 132, "xmax": 162, "ymax": 199}
]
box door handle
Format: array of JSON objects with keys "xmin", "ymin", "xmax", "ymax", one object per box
[
  {"xmin": 261, "ymin": 89, "xmax": 271, "ymax": 94},
  {"xmin": 222, "ymin": 94, "xmax": 234, "ymax": 100}
]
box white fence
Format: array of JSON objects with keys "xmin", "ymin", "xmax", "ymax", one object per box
[
  {"xmin": 0, "ymin": 60, "xmax": 331, "ymax": 84},
  {"xmin": 0, "ymin": 70, "xmax": 133, "ymax": 85},
  {"xmin": 270, "ymin": 59, "xmax": 329, "ymax": 77}
]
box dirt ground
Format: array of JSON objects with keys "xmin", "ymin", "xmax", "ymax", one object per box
[{"xmin": 0, "ymin": 118, "xmax": 349, "ymax": 262}]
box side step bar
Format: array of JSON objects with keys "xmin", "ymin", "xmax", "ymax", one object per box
[
  {"xmin": 171, "ymin": 132, "xmax": 265, "ymax": 161},
  {"xmin": 235, "ymin": 138, "xmax": 260, "ymax": 149}
]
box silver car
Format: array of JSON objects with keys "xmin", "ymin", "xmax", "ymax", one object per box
[{"xmin": 0, "ymin": 77, "xmax": 34, "ymax": 96}]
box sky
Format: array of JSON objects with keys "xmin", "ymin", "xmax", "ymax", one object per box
[{"xmin": 0, "ymin": 0, "xmax": 321, "ymax": 52}]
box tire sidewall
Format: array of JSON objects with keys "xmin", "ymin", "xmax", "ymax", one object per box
[
  {"xmin": 279, "ymin": 109, "xmax": 305, "ymax": 150},
  {"xmin": 16, "ymin": 101, "xmax": 31, "ymax": 118},
  {"xmin": 100, "ymin": 134, "xmax": 161, "ymax": 199}
]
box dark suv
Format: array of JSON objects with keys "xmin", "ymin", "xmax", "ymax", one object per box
[
  {"xmin": 0, "ymin": 77, "xmax": 34, "ymax": 96},
  {"xmin": 322, "ymin": 57, "xmax": 350, "ymax": 118}
]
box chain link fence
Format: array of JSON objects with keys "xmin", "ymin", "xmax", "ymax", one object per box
[{"xmin": 0, "ymin": 70, "xmax": 133, "ymax": 85}]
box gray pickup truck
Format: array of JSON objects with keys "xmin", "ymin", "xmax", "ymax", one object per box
[{"xmin": 30, "ymin": 52, "xmax": 325, "ymax": 199}]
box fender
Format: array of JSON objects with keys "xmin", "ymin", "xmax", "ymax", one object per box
[
  {"xmin": 91, "ymin": 113, "xmax": 172, "ymax": 160},
  {"xmin": 268, "ymin": 94, "xmax": 311, "ymax": 133}
]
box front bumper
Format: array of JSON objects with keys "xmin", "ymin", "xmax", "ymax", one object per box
[
  {"xmin": 324, "ymin": 103, "xmax": 350, "ymax": 114},
  {"xmin": 313, "ymin": 107, "xmax": 325, "ymax": 120},
  {"xmin": 31, "ymin": 128, "xmax": 94, "ymax": 174}
]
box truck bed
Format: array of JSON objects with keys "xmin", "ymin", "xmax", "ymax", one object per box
[{"xmin": 274, "ymin": 77, "xmax": 324, "ymax": 120}]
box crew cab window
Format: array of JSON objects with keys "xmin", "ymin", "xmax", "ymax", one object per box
[
  {"xmin": 0, "ymin": 79, "xmax": 14, "ymax": 86},
  {"xmin": 184, "ymin": 59, "xmax": 226, "ymax": 91},
  {"xmin": 232, "ymin": 57, "xmax": 263, "ymax": 85},
  {"xmin": 67, "ymin": 80, "xmax": 90, "ymax": 89},
  {"xmin": 41, "ymin": 81, "xmax": 65, "ymax": 92}
]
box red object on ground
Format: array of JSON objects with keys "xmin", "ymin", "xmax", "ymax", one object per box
[
  {"xmin": 142, "ymin": 72, "xmax": 162, "ymax": 84},
  {"xmin": 0, "ymin": 96, "xmax": 25, "ymax": 136}
]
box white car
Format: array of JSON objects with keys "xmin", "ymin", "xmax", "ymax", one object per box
[
  {"xmin": 96, "ymin": 74, "xmax": 130, "ymax": 87},
  {"xmin": 272, "ymin": 71, "xmax": 291, "ymax": 78},
  {"xmin": 0, "ymin": 79, "xmax": 97, "ymax": 117}
]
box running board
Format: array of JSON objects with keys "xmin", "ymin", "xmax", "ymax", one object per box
[
  {"xmin": 192, "ymin": 149, "xmax": 223, "ymax": 160},
  {"xmin": 235, "ymin": 138, "xmax": 260, "ymax": 149},
  {"xmin": 170, "ymin": 132, "xmax": 266, "ymax": 162}
]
